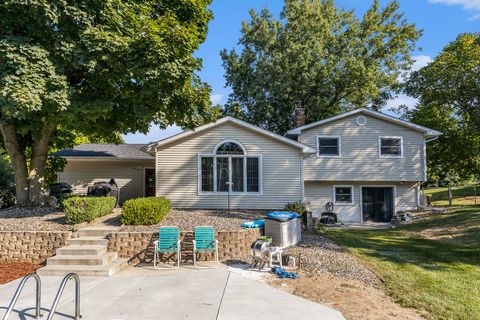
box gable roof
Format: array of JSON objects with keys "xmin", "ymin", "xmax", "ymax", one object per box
[
  {"xmin": 286, "ymin": 108, "xmax": 442, "ymax": 138},
  {"xmin": 147, "ymin": 116, "xmax": 316, "ymax": 154},
  {"xmin": 51, "ymin": 144, "xmax": 154, "ymax": 160}
]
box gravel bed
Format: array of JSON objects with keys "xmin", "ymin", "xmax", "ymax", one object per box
[
  {"xmin": 120, "ymin": 209, "xmax": 265, "ymax": 232},
  {"xmin": 0, "ymin": 207, "xmax": 72, "ymax": 231},
  {"xmin": 284, "ymin": 233, "xmax": 380, "ymax": 286}
]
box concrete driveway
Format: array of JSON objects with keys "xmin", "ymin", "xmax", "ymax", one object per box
[{"xmin": 0, "ymin": 264, "xmax": 344, "ymax": 320}]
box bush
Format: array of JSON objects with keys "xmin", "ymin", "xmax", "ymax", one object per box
[
  {"xmin": 64, "ymin": 196, "xmax": 116, "ymax": 224},
  {"xmin": 120, "ymin": 197, "xmax": 171, "ymax": 225},
  {"xmin": 284, "ymin": 201, "xmax": 307, "ymax": 215},
  {"xmin": 0, "ymin": 189, "xmax": 15, "ymax": 209}
]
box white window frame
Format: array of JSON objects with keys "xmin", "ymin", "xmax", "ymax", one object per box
[
  {"xmin": 316, "ymin": 135, "xmax": 341, "ymax": 158},
  {"xmin": 197, "ymin": 140, "xmax": 262, "ymax": 195},
  {"xmin": 378, "ymin": 136, "xmax": 403, "ymax": 158},
  {"xmin": 333, "ymin": 185, "xmax": 354, "ymax": 205}
]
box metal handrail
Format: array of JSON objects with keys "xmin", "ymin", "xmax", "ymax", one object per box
[
  {"xmin": 2, "ymin": 273, "xmax": 41, "ymax": 320},
  {"xmin": 46, "ymin": 273, "xmax": 81, "ymax": 320}
]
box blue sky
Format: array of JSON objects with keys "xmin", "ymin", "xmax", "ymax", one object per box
[{"xmin": 123, "ymin": 0, "xmax": 479, "ymax": 143}]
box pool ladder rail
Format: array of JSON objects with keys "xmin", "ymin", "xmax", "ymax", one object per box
[{"xmin": 2, "ymin": 272, "xmax": 81, "ymax": 320}]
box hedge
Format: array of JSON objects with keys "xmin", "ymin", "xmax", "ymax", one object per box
[
  {"xmin": 120, "ymin": 197, "xmax": 171, "ymax": 225},
  {"xmin": 64, "ymin": 196, "xmax": 116, "ymax": 224}
]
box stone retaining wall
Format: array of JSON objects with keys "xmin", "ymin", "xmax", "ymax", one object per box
[
  {"xmin": 0, "ymin": 231, "xmax": 72, "ymax": 264},
  {"xmin": 107, "ymin": 228, "xmax": 262, "ymax": 264}
]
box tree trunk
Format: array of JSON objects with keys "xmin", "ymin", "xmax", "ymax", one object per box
[
  {"xmin": 448, "ymin": 185, "xmax": 453, "ymax": 207},
  {"xmin": 28, "ymin": 124, "xmax": 56, "ymax": 205},
  {"xmin": 0, "ymin": 123, "xmax": 29, "ymax": 205}
]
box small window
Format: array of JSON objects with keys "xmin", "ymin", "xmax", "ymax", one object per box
[
  {"xmin": 380, "ymin": 137, "xmax": 402, "ymax": 157},
  {"xmin": 317, "ymin": 136, "xmax": 340, "ymax": 156},
  {"xmin": 334, "ymin": 186, "xmax": 353, "ymax": 204}
]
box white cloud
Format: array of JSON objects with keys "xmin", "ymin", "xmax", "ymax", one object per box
[
  {"xmin": 411, "ymin": 55, "xmax": 433, "ymax": 72},
  {"xmin": 383, "ymin": 94, "xmax": 419, "ymax": 113},
  {"xmin": 429, "ymin": 0, "xmax": 480, "ymax": 20},
  {"xmin": 429, "ymin": 0, "xmax": 480, "ymax": 10},
  {"xmin": 398, "ymin": 55, "xmax": 433, "ymax": 82},
  {"xmin": 210, "ymin": 93, "xmax": 224, "ymax": 105}
]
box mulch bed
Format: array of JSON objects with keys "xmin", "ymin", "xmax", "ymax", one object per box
[
  {"xmin": 120, "ymin": 209, "xmax": 266, "ymax": 232},
  {"xmin": 0, "ymin": 263, "xmax": 43, "ymax": 285}
]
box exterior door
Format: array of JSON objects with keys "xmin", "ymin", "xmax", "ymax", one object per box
[
  {"xmin": 144, "ymin": 168, "xmax": 156, "ymax": 197},
  {"xmin": 362, "ymin": 187, "xmax": 394, "ymax": 222}
]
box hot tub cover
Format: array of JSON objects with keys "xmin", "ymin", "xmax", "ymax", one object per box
[{"xmin": 265, "ymin": 211, "xmax": 300, "ymax": 221}]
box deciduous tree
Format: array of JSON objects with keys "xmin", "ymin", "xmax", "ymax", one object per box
[
  {"xmin": 0, "ymin": 0, "xmax": 217, "ymax": 206},
  {"xmin": 403, "ymin": 33, "xmax": 480, "ymax": 184},
  {"xmin": 221, "ymin": 0, "xmax": 421, "ymax": 134}
]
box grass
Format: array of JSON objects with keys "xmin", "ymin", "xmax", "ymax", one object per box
[
  {"xmin": 425, "ymin": 184, "xmax": 480, "ymax": 206},
  {"xmin": 325, "ymin": 206, "xmax": 480, "ymax": 320}
]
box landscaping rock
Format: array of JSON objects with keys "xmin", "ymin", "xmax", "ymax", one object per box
[
  {"xmin": 120, "ymin": 209, "xmax": 266, "ymax": 232},
  {"xmin": 283, "ymin": 233, "xmax": 380, "ymax": 286},
  {"xmin": 0, "ymin": 207, "xmax": 72, "ymax": 231}
]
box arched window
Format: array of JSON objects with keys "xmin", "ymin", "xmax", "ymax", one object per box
[
  {"xmin": 215, "ymin": 141, "xmax": 245, "ymax": 155},
  {"xmin": 199, "ymin": 140, "xmax": 260, "ymax": 194}
]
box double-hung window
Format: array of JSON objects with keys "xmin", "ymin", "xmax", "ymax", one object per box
[
  {"xmin": 379, "ymin": 136, "xmax": 403, "ymax": 158},
  {"xmin": 199, "ymin": 141, "xmax": 261, "ymax": 193},
  {"xmin": 317, "ymin": 136, "xmax": 341, "ymax": 157}
]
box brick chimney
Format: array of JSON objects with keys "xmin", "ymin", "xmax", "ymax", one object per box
[{"xmin": 294, "ymin": 107, "xmax": 306, "ymax": 128}]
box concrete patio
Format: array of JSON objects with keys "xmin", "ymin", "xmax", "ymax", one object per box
[{"xmin": 0, "ymin": 264, "xmax": 344, "ymax": 320}]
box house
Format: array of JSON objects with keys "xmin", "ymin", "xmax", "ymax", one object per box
[{"xmin": 53, "ymin": 108, "xmax": 441, "ymax": 223}]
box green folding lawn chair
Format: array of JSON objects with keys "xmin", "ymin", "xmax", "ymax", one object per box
[
  {"xmin": 193, "ymin": 226, "xmax": 219, "ymax": 269},
  {"xmin": 153, "ymin": 226, "xmax": 181, "ymax": 269}
]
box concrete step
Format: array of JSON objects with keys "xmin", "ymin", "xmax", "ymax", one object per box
[
  {"xmin": 37, "ymin": 258, "xmax": 129, "ymax": 277},
  {"xmin": 69, "ymin": 237, "xmax": 109, "ymax": 246},
  {"xmin": 77, "ymin": 227, "xmax": 117, "ymax": 238},
  {"xmin": 56, "ymin": 245, "xmax": 107, "ymax": 256},
  {"xmin": 47, "ymin": 252, "xmax": 117, "ymax": 266}
]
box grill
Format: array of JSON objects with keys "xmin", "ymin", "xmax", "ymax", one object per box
[
  {"xmin": 320, "ymin": 201, "xmax": 338, "ymax": 224},
  {"xmin": 48, "ymin": 183, "xmax": 73, "ymax": 199},
  {"xmin": 250, "ymin": 240, "xmax": 283, "ymax": 270},
  {"xmin": 87, "ymin": 180, "xmax": 120, "ymax": 205}
]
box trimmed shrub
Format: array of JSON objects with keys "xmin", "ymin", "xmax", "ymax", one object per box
[
  {"xmin": 120, "ymin": 197, "xmax": 171, "ymax": 225},
  {"xmin": 64, "ymin": 196, "xmax": 116, "ymax": 224}
]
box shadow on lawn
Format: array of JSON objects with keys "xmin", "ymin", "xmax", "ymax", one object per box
[{"xmin": 327, "ymin": 226, "xmax": 480, "ymax": 270}]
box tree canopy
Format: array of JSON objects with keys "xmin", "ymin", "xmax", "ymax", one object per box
[
  {"xmin": 0, "ymin": 0, "xmax": 218, "ymax": 205},
  {"xmin": 403, "ymin": 33, "xmax": 480, "ymax": 183},
  {"xmin": 221, "ymin": 0, "xmax": 421, "ymax": 134}
]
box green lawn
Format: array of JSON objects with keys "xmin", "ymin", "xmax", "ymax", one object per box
[
  {"xmin": 425, "ymin": 184, "xmax": 480, "ymax": 206},
  {"xmin": 325, "ymin": 206, "xmax": 480, "ymax": 320}
]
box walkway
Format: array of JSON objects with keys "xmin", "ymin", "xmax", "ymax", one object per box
[{"xmin": 0, "ymin": 265, "xmax": 344, "ymax": 320}]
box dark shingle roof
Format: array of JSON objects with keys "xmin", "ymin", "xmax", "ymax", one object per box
[{"xmin": 51, "ymin": 144, "xmax": 154, "ymax": 160}]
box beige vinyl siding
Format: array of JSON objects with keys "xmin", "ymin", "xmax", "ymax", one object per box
[
  {"xmin": 305, "ymin": 181, "xmax": 419, "ymax": 223},
  {"xmin": 299, "ymin": 114, "xmax": 425, "ymax": 181},
  {"xmin": 57, "ymin": 159, "xmax": 154, "ymax": 203},
  {"xmin": 156, "ymin": 122, "xmax": 303, "ymax": 209}
]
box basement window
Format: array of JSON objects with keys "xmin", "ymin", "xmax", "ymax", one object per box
[{"xmin": 334, "ymin": 186, "xmax": 354, "ymax": 204}]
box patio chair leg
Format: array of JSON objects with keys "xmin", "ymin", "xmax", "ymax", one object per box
[
  {"xmin": 177, "ymin": 247, "xmax": 181, "ymax": 267},
  {"xmin": 215, "ymin": 243, "xmax": 219, "ymax": 267}
]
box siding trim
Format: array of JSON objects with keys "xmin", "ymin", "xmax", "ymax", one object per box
[{"xmin": 359, "ymin": 185, "xmax": 397, "ymax": 223}]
